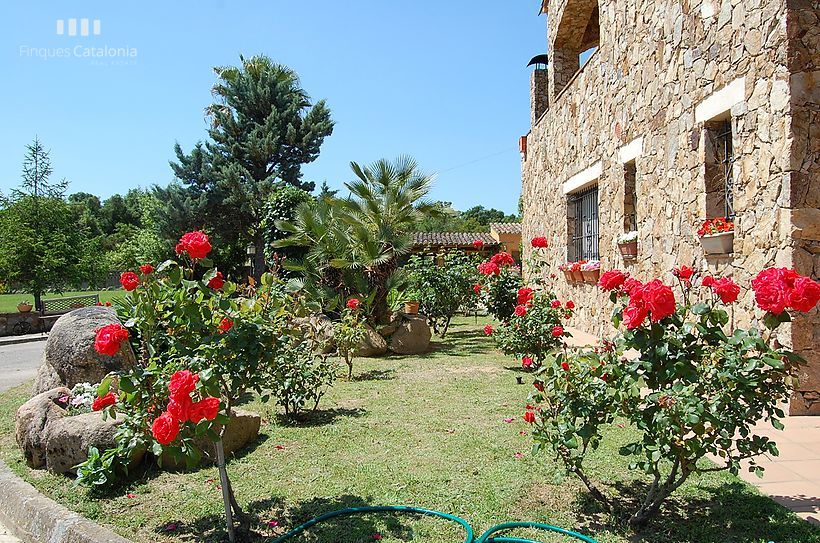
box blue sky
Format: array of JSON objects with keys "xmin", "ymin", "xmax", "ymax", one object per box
[{"xmin": 1, "ymin": 2, "xmax": 546, "ymax": 214}]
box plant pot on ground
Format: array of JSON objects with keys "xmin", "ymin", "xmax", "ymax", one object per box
[
  {"xmin": 17, "ymin": 302, "xmax": 33, "ymax": 313},
  {"xmin": 404, "ymin": 301, "xmax": 420, "ymax": 315}
]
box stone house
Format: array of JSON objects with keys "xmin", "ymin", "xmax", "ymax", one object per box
[{"xmin": 520, "ymin": 0, "xmax": 819, "ymax": 414}]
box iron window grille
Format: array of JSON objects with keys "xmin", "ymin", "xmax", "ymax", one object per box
[
  {"xmin": 569, "ymin": 185, "xmax": 599, "ymax": 261},
  {"xmin": 712, "ymin": 119, "xmax": 736, "ymax": 219}
]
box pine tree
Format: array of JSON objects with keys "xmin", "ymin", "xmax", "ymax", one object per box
[{"xmin": 168, "ymin": 55, "xmax": 333, "ymax": 278}]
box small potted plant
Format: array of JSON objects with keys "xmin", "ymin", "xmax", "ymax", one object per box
[
  {"xmin": 697, "ymin": 217, "xmax": 734, "ymax": 255},
  {"xmin": 581, "ymin": 260, "xmax": 601, "ymax": 284},
  {"xmin": 570, "ymin": 260, "xmax": 586, "ymax": 283},
  {"xmin": 17, "ymin": 300, "xmax": 33, "ymax": 313},
  {"xmin": 404, "ymin": 288, "xmax": 421, "ymax": 315},
  {"xmin": 617, "ymin": 231, "xmax": 638, "ymax": 258},
  {"xmin": 558, "ymin": 262, "xmax": 574, "ymax": 283}
]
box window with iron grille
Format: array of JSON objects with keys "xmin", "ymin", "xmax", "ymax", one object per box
[
  {"xmin": 623, "ymin": 160, "xmax": 637, "ymax": 232},
  {"xmin": 568, "ymin": 185, "xmax": 599, "ymax": 261},
  {"xmin": 704, "ymin": 117, "xmax": 735, "ymax": 220}
]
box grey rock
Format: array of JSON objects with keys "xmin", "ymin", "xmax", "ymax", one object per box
[
  {"xmin": 353, "ymin": 324, "xmax": 388, "ymax": 357},
  {"xmin": 15, "ymin": 387, "xmax": 71, "ymax": 468},
  {"xmin": 162, "ymin": 409, "xmax": 261, "ymax": 468},
  {"xmin": 44, "ymin": 411, "xmax": 125, "ymax": 474},
  {"xmin": 33, "ymin": 307, "xmax": 136, "ymax": 395},
  {"xmin": 388, "ymin": 315, "xmax": 432, "ymax": 355}
]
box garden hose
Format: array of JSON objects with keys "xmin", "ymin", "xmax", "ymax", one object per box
[{"xmin": 268, "ymin": 505, "xmax": 599, "ymax": 543}]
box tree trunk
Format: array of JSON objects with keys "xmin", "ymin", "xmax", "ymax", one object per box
[
  {"xmin": 252, "ymin": 233, "xmax": 266, "ymax": 282},
  {"xmin": 215, "ymin": 439, "xmax": 236, "ymax": 543},
  {"xmin": 33, "ymin": 290, "xmax": 43, "ymax": 313}
]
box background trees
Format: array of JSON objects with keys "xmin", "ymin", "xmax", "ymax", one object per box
[{"xmin": 165, "ymin": 55, "xmax": 334, "ymax": 278}]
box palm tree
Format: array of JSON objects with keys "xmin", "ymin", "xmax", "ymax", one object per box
[{"xmin": 275, "ymin": 156, "xmax": 438, "ymax": 321}]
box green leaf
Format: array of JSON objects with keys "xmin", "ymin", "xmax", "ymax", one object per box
[
  {"xmin": 691, "ymin": 303, "xmax": 710, "ymax": 315},
  {"xmin": 97, "ymin": 377, "xmax": 111, "ymax": 398}
]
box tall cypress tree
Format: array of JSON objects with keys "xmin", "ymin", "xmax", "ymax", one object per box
[{"xmin": 167, "ymin": 55, "xmax": 333, "ymax": 277}]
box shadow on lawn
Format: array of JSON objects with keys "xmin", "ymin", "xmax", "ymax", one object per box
[
  {"xmin": 275, "ymin": 407, "xmax": 366, "ymax": 428},
  {"xmin": 157, "ymin": 494, "xmax": 412, "ymax": 543},
  {"xmin": 421, "ymin": 328, "xmax": 493, "ymax": 359},
  {"xmin": 574, "ymin": 479, "xmax": 820, "ymax": 543},
  {"xmin": 353, "ymin": 368, "xmax": 396, "ymax": 382}
]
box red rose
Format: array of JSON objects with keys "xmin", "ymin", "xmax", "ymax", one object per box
[
  {"xmin": 531, "ymin": 237, "xmax": 548, "ymax": 248},
  {"xmin": 175, "ymin": 231, "xmax": 212, "ymax": 260},
  {"xmin": 673, "ymin": 266, "xmax": 694, "ymax": 281},
  {"xmin": 483, "ymin": 324, "xmax": 493, "ymax": 336},
  {"xmin": 601, "ymin": 373, "xmax": 609, "ymax": 382},
  {"xmin": 490, "ymin": 252, "xmax": 515, "ymax": 267},
  {"xmin": 561, "ymin": 361, "xmax": 570, "ymax": 371},
  {"xmin": 533, "ymin": 381, "xmax": 544, "ymax": 392},
  {"xmin": 523, "ymin": 411, "xmax": 536, "ymax": 423},
  {"xmin": 712, "ymin": 277, "xmax": 740, "ymax": 304},
  {"xmin": 92, "ymin": 392, "xmax": 116, "ymax": 411},
  {"xmin": 550, "ymin": 299, "xmax": 561, "ymax": 308},
  {"xmin": 346, "ymin": 298, "xmax": 361, "ymax": 310},
  {"xmin": 168, "ymin": 370, "xmax": 199, "ymax": 398},
  {"xmin": 642, "ymin": 280, "xmax": 676, "ymax": 322},
  {"xmin": 208, "ymin": 271, "xmax": 225, "ymax": 290},
  {"xmin": 94, "ymin": 324, "xmax": 129, "ymax": 356},
  {"xmin": 120, "ymin": 271, "xmax": 140, "ymax": 291},
  {"xmin": 788, "ymin": 277, "xmax": 820, "ymax": 312},
  {"xmin": 473, "ymin": 283, "xmax": 482, "ymax": 294},
  {"xmin": 473, "ymin": 240, "xmax": 484, "ymax": 249},
  {"xmin": 598, "ymin": 270, "xmax": 627, "ymax": 291},
  {"xmin": 218, "ymin": 317, "xmax": 234, "ymax": 333},
  {"xmin": 623, "ymin": 302, "xmax": 648, "ymax": 329},
  {"xmin": 140, "ymin": 264, "xmax": 154, "ymax": 275},
  {"xmin": 167, "ymin": 394, "xmax": 193, "ymax": 422},
  {"xmin": 151, "ymin": 412, "xmax": 180, "ymax": 445},
  {"xmin": 565, "ymin": 300, "xmax": 575, "ymax": 309},
  {"xmin": 752, "ymin": 268, "xmax": 790, "ymax": 314},
  {"xmin": 478, "ymin": 261, "xmax": 501, "ymax": 276},
  {"xmin": 105, "ymin": 301, "xmax": 111, "ymax": 306},
  {"xmin": 189, "ymin": 397, "xmax": 220, "ymax": 423},
  {"xmin": 517, "ymin": 287, "xmax": 534, "ymax": 306},
  {"xmin": 701, "ymin": 275, "xmax": 715, "ymax": 288},
  {"xmin": 551, "ymin": 325, "xmax": 564, "ymax": 337},
  {"xmin": 623, "ymin": 278, "xmax": 644, "ymax": 296},
  {"xmin": 522, "ymin": 356, "xmax": 533, "ymax": 368},
  {"xmin": 514, "ymin": 304, "xmax": 528, "ymax": 317}
]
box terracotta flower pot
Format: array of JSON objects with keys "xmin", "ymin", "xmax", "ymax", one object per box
[
  {"xmin": 571, "ymin": 270, "xmax": 584, "ymax": 283},
  {"xmin": 563, "ymin": 270, "xmax": 575, "ymax": 283},
  {"xmin": 699, "ymin": 231, "xmax": 734, "ymax": 255},
  {"xmin": 582, "ymin": 269, "xmax": 600, "ymax": 284},
  {"xmin": 618, "ymin": 241, "xmax": 638, "ymax": 258},
  {"xmin": 404, "ymin": 301, "xmax": 420, "ymax": 315},
  {"xmin": 17, "ymin": 303, "xmax": 33, "ymax": 313}
]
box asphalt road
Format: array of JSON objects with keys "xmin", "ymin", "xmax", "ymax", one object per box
[{"xmin": 0, "ymin": 341, "xmax": 44, "ymax": 392}]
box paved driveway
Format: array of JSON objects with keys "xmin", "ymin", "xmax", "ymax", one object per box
[{"xmin": 0, "ymin": 341, "xmax": 44, "ymax": 393}]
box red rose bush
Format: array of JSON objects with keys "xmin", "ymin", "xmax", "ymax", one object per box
[{"xmin": 526, "ymin": 265, "xmax": 818, "ymax": 528}]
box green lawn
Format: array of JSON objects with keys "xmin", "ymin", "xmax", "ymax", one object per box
[
  {"xmin": 0, "ymin": 317, "xmax": 817, "ymax": 543},
  {"xmin": 0, "ymin": 290, "xmax": 124, "ymax": 314}
]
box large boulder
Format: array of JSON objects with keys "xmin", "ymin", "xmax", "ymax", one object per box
[
  {"xmin": 353, "ymin": 324, "xmax": 388, "ymax": 357},
  {"xmin": 15, "ymin": 387, "xmax": 71, "ymax": 468},
  {"xmin": 33, "ymin": 307, "xmax": 136, "ymax": 395},
  {"xmin": 388, "ymin": 314, "xmax": 432, "ymax": 355},
  {"xmin": 43, "ymin": 411, "xmax": 129, "ymax": 474}
]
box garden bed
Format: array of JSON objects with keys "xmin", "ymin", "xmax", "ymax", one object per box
[{"xmin": 0, "ymin": 318, "xmax": 817, "ymax": 543}]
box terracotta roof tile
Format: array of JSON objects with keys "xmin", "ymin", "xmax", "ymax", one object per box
[
  {"xmin": 412, "ymin": 232, "xmax": 499, "ymax": 247},
  {"xmin": 489, "ymin": 222, "xmax": 522, "ymax": 234}
]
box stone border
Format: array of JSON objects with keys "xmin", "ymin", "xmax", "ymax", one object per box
[{"xmin": 0, "ymin": 460, "xmax": 132, "ymax": 543}]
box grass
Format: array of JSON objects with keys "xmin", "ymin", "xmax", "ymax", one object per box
[
  {"xmin": 0, "ymin": 290, "xmax": 124, "ymax": 314},
  {"xmin": 0, "ymin": 317, "xmax": 817, "ymax": 542}
]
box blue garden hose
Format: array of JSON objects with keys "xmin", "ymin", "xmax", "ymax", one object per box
[{"xmin": 268, "ymin": 505, "xmax": 599, "ymax": 543}]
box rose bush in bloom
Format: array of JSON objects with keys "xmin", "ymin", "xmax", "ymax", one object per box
[
  {"xmin": 493, "ymin": 290, "xmax": 571, "ymax": 369},
  {"xmin": 208, "ymin": 271, "xmax": 225, "ymax": 290},
  {"xmin": 335, "ymin": 299, "xmax": 367, "ymax": 379},
  {"xmin": 92, "ymin": 392, "xmax": 116, "ymax": 412},
  {"xmin": 346, "ymin": 298, "xmax": 361, "ymax": 310},
  {"xmin": 477, "ymin": 251, "xmax": 523, "ymax": 322},
  {"xmin": 752, "ymin": 267, "xmax": 819, "ymax": 319},
  {"xmin": 472, "ymin": 239, "xmax": 484, "ymax": 249},
  {"xmin": 526, "ymin": 266, "xmax": 808, "ymax": 529},
  {"xmin": 120, "ymin": 271, "xmax": 140, "ymax": 291},
  {"xmin": 531, "ymin": 236, "xmax": 548, "ymax": 248}
]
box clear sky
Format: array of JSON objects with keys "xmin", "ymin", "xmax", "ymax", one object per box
[{"xmin": 0, "ymin": 2, "xmax": 547, "ymax": 214}]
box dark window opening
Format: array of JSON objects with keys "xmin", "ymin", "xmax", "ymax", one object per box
[
  {"xmin": 623, "ymin": 160, "xmax": 637, "ymax": 232},
  {"xmin": 568, "ymin": 185, "xmax": 599, "ymax": 261},
  {"xmin": 704, "ymin": 117, "xmax": 735, "ymax": 220}
]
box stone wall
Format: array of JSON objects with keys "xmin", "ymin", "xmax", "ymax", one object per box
[
  {"xmin": 521, "ymin": 0, "xmax": 820, "ymax": 414},
  {"xmin": 0, "ymin": 312, "xmax": 52, "ymax": 337}
]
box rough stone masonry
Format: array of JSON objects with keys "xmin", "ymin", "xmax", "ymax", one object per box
[{"xmin": 521, "ymin": 0, "xmax": 819, "ymax": 414}]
